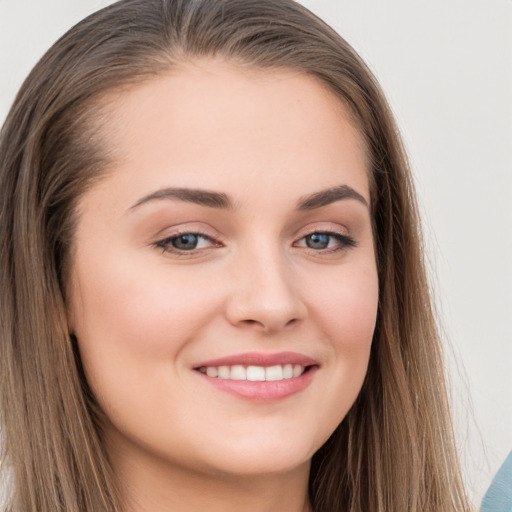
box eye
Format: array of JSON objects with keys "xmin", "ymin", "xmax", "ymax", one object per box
[
  {"xmin": 296, "ymin": 231, "xmax": 356, "ymax": 252},
  {"xmin": 305, "ymin": 233, "xmax": 331, "ymax": 250},
  {"xmin": 171, "ymin": 234, "xmax": 206, "ymax": 250},
  {"xmin": 155, "ymin": 232, "xmax": 218, "ymax": 254}
]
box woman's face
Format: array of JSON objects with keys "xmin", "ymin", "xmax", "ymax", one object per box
[{"xmin": 68, "ymin": 60, "xmax": 378, "ymax": 479}]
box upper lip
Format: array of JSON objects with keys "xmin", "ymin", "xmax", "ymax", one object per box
[{"xmin": 193, "ymin": 351, "xmax": 318, "ymax": 369}]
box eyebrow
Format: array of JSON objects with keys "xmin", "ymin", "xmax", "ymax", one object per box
[
  {"xmin": 297, "ymin": 185, "xmax": 368, "ymax": 210},
  {"xmin": 129, "ymin": 187, "xmax": 233, "ymax": 210},
  {"xmin": 128, "ymin": 184, "xmax": 368, "ymax": 212}
]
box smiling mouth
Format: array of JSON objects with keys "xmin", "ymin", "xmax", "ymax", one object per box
[
  {"xmin": 197, "ymin": 363, "xmax": 309, "ymax": 382},
  {"xmin": 194, "ymin": 363, "xmax": 318, "ymax": 401},
  {"xmin": 193, "ymin": 352, "xmax": 319, "ymax": 400}
]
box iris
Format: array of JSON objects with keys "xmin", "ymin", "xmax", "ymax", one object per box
[{"xmin": 305, "ymin": 233, "xmax": 330, "ymax": 250}]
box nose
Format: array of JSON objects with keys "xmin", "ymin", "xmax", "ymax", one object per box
[{"xmin": 225, "ymin": 248, "xmax": 307, "ymax": 334}]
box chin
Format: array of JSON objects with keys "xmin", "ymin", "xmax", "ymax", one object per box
[
  {"xmin": 202, "ymin": 451, "xmax": 312, "ymax": 478},
  {"xmin": 189, "ymin": 430, "xmax": 321, "ymax": 478}
]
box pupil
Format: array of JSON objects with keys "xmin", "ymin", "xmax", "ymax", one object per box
[
  {"xmin": 306, "ymin": 233, "xmax": 329, "ymax": 249},
  {"xmin": 172, "ymin": 234, "xmax": 198, "ymax": 250}
]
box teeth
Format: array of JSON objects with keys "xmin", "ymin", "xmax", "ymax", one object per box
[
  {"xmin": 265, "ymin": 365, "xmax": 283, "ymax": 381},
  {"xmin": 206, "ymin": 366, "xmax": 218, "ymax": 378},
  {"xmin": 247, "ymin": 366, "xmax": 265, "ymax": 381},
  {"xmin": 292, "ymin": 364, "xmax": 303, "ymax": 377},
  {"xmin": 218, "ymin": 366, "xmax": 230, "ymax": 379},
  {"xmin": 199, "ymin": 364, "xmax": 306, "ymax": 381},
  {"xmin": 230, "ymin": 365, "xmax": 246, "ymax": 380}
]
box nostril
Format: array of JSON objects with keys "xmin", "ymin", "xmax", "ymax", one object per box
[
  {"xmin": 225, "ymin": 287, "xmax": 307, "ymax": 332},
  {"xmin": 241, "ymin": 319, "xmax": 261, "ymax": 326},
  {"xmin": 237, "ymin": 316, "xmax": 302, "ymax": 332}
]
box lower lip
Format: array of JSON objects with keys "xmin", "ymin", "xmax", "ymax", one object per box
[{"xmin": 196, "ymin": 367, "xmax": 318, "ymax": 402}]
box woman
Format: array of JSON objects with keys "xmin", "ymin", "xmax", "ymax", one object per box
[{"xmin": 0, "ymin": 0, "xmax": 470, "ymax": 510}]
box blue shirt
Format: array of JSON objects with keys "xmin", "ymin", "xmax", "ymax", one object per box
[{"xmin": 481, "ymin": 451, "xmax": 512, "ymax": 512}]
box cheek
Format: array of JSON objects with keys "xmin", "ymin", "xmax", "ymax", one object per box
[
  {"xmin": 312, "ymin": 262, "xmax": 379, "ymax": 348},
  {"xmin": 72, "ymin": 256, "xmax": 218, "ymax": 356},
  {"xmin": 69, "ymin": 254, "xmax": 224, "ymax": 414},
  {"xmin": 305, "ymin": 262, "xmax": 378, "ymax": 413}
]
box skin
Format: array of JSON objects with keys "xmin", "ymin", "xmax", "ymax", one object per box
[{"xmin": 68, "ymin": 59, "xmax": 379, "ymax": 512}]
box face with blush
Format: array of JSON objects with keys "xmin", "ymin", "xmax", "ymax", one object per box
[{"xmin": 67, "ymin": 59, "xmax": 378, "ymax": 491}]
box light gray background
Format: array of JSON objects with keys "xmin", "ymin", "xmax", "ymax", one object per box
[{"xmin": 1, "ymin": 0, "xmax": 511, "ymax": 504}]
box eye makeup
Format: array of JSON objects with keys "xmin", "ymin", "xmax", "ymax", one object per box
[{"xmin": 153, "ymin": 228, "xmax": 357, "ymax": 258}]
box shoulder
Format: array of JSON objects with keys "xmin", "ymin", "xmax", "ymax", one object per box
[{"xmin": 481, "ymin": 451, "xmax": 512, "ymax": 512}]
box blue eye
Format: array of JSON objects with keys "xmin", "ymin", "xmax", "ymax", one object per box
[
  {"xmin": 305, "ymin": 233, "xmax": 330, "ymax": 249},
  {"xmin": 155, "ymin": 232, "xmax": 216, "ymax": 254},
  {"xmin": 298, "ymin": 232, "xmax": 356, "ymax": 252},
  {"xmin": 171, "ymin": 234, "xmax": 201, "ymax": 250}
]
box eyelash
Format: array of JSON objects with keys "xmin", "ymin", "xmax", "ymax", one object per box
[
  {"xmin": 154, "ymin": 230, "xmax": 219, "ymax": 255},
  {"xmin": 154, "ymin": 230, "xmax": 356, "ymax": 256},
  {"xmin": 296, "ymin": 231, "xmax": 357, "ymax": 253}
]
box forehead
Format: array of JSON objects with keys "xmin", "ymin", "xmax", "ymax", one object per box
[{"xmin": 89, "ymin": 59, "xmax": 370, "ymax": 209}]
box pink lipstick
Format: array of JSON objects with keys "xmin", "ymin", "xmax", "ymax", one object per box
[{"xmin": 193, "ymin": 351, "xmax": 318, "ymax": 402}]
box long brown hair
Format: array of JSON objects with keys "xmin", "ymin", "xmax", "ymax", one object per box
[{"xmin": 0, "ymin": 1, "xmax": 470, "ymax": 510}]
